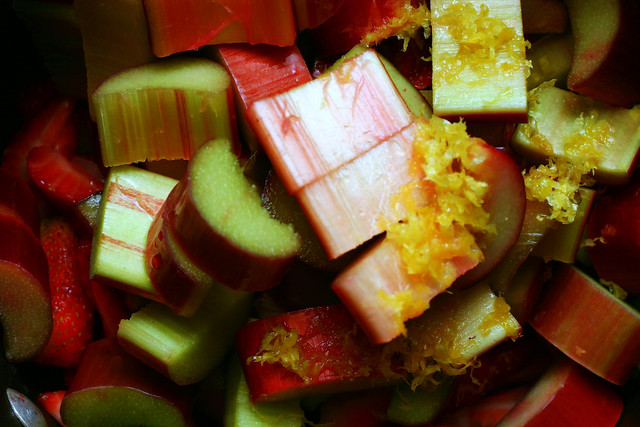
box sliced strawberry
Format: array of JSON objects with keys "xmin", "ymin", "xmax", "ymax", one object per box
[
  {"xmin": 37, "ymin": 390, "xmax": 66, "ymax": 425},
  {"xmin": 27, "ymin": 145, "xmax": 104, "ymax": 207},
  {"xmin": 35, "ymin": 217, "xmax": 94, "ymax": 367},
  {"xmin": 1, "ymin": 95, "xmax": 77, "ymax": 182}
]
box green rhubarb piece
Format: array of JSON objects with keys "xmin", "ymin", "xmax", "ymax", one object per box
[
  {"xmin": 224, "ymin": 354, "xmax": 304, "ymax": 427},
  {"xmin": 117, "ymin": 282, "xmax": 253, "ymax": 385},
  {"xmin": 91, "ymin": 166, "xmax": 177, "ymax": 300},
  {"xmin": 527, "ymin": 32, "xmax": 573, "ymax": 90},
  {"xmin": 430, "ymin": 0, "xmax": 529, "ymax": 120},
  {"xmin": 511, "ymin": 83, "xmax": 640, "ymax": 185},
  {"xmin": 12, "ymin": 0, "xmax": 87, "ymax": 98},
  {"xmin": 328, "ymin": 45, "xmax": 432, "ymax": 118},
  {"xmin": 62, "ymin": 388, "xmax": 186, "ymax": 427},
  {"xmin": 533, "ymin": 187, "xmax": 596, "ymax": 263},
  {"xmin": 386, "ymin": 376, "xmax": 455, "ymax": 425},
  {"xmin": 93, "ymin": 57, "xmax": 235, "ymax": 166},
  {"xmin": 75, "ymin": 0, "xmax": 155, "ymax": 117}
]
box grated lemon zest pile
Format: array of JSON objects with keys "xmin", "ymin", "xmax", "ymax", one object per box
[
  {"xmin": 522, "ymin": 84, "xmax": 615, "ymax": 224},
  {"xmin": 434, "ymin": 1, "xmax": 531, "ymax": 84},
  {"xmin": 386, "ymin": 116, "xmax": 495, "ymax": 286},
  {"xmin": 361, "ymin": 1, "xmax": 431, "ymax": 50},
  {"xmin": 248, "ymin": 326, "xmax": 310, "ymax": 382}
]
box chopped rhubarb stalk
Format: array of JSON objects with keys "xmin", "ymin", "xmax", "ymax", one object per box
[
  {"xmin": 93, "ymin": 57, "xmax": 237, "ymax": 167},
  {"xmin": 0, "ymin": 215, "xmax": 51, "ymax": 363},
  {"xmin": 75, "ymin": 0, "xmax": 155, "ymax": 117},
  {"xmin": 307, "ymin": 0, "xmax": 430, "ymax": 57},
  {"xmin": 145, "ymin": 203, "xmax": 213, "ymax": 317},
  {"xmin": 532, "ymin": 186, "xmax": 595, "ymax": 263},
  {"xmin": 497, "ymin": 359, "xmax": 623, "ymax": 426},
  {"xmin": 526, "ymin": 33, "xmax": 574, "ymax": 90},
  {"xmin": 118, "ymin": 281, "xmax": 253, "ymax": 386},
  {"xmin": 291, "ymin": 0, "xmax": 345, "ymax": 30},
  {"xmin": 564, "ymin": 0, "xmax": 640, "ymax": 108},
  {"xmin": 164, "ymin": 139, "xmax": 300, "ymax": 292},
  {"xmin": 237, "ymin": 284, "xmax": 520, "ymax": 403},
  {"xmin": 60, "ymin": 337, "xmax": 195, "ymax": 426},
  {"xmin": 211, "ymin": 43, "xmax": 312, "ymax": 151},
  {"xmin": 247, "ymin": 49, "xmax": 414, "ymax": 193},
  {"xmin": 142, "ymin": 0, "xmax": 297, "ymax": 58},
  {"xmin": 512, "ymin": 84, "xmax": 640, "ymax": 189},
  {"xmin": 430, "ymin": 0, "xmax": 530, "ymax": 121},
  {"xmin": 530, "ymin": 264, "xmax": 640, "ymax": 385},
  {"xmin": 296, "ymin": 124, "xmax": 420, "ymax": 260},
  {"xmin": 328, "ymin": 117, "xmax": 524, "ymax": 341},
  {"xmin": 91, "ymin": 166, "xmax": 177, "ymax": 301}
]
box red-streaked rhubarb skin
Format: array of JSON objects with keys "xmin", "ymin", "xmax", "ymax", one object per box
[
  {"xmin": 296, "ymin": 124, "xmax": 419, "ymax": 260},
  {"xmin": 145, "ymin": 203, "xmax": 211, "ymax": 317},
  {"xmin": 143, "ymin": 0, "xmax": 297, "ymax": 58},
  {"xmin": 0, "ymin": 167, "xmax": 40, "ymax": 237},
  {"xmin": 496, "ymin": 359, "xmax": 623, "ymax": 427},
  {"xmin": 247, "ymin": 49, "xmax": 413, "ymax": 194},
  {"xmin": 332, "ymin": 238, "xmax": 478, "ymax": 344},
  {"xmin": 164, "ymin": 176, "xmax": 295, "ymax": 292},
  {"xmin": 235, "ymin": 304, "xmax": 400, "ymax": 404},
  {"xmin": 530, "ymin": 263, "xmax": 640, "ymax": 385}
]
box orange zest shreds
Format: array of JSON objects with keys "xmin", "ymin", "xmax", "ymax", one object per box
[
  {"xmin": 433, "ymin": 1, "xmax": 531, "ymax": 84},
  {"xmin": 361, "ymin": 1, "xmax": 431, "ymax": 50},
  {"xmin": 248, "ymin": 326, "xmax": 310, "ymax": 382},
  {"xmin": 522, "ymin": 84, "xmax": 614, "ymax": 224},
  {"xmin": 385, "ymin": 116, "xmax": 495, "ymax": 287}
]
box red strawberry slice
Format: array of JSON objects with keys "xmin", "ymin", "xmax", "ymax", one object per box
[
  {"xmin": 27, "ymin": 145, "xmax": 104, "ymax": 206},
  {"xmin": 35, "ymin": 217, "xmax": 94, "ymax": 367},
  {"xmin": 37, "ymin": 390, "xmax": 66, "ymax": 425},
  {"xmin": 2, "ymin": 96, "xmax": 77, "ymax": 182}
]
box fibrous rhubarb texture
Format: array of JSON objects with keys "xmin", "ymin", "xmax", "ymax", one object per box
[
  {"xmin": 430, "ymin": 0, "xmax": 530, "ymax": 121},
  {"xmin": 247, "ymin": 49, "xmax": 413, "ymax": 193},
  {"xmin": 93, "ymin": 57, "xmax": 236, "ymax": 167},
  {"xmin": 118, "ymin": 282, "xmax": 253, "ymax": 385},
  {"xmin": 143, "ymin": 0, "xmax": 297, "ymax": 58},
  {"xmin": 91, "ymin": 165, "xmax": 177, "ymax": 301}
]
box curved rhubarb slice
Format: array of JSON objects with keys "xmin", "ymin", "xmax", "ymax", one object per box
[
  {"xmin": 0, "ymin": 215, "xmax": 51, "ymax": 363},
  {"xmin": 497, "ymin": 359, "xmax": 623, "ymax": 426},
  {"xmin": 93, "ymin": 57, "xmax": 237, "ymax": 167},
  {"xmin": 166, "ymin": 138, "xmax": 300, "ymax": 292},
  {"xmin": 60, "ymin": 338, "xmax": 194, "ymax": 426},
  {"xmin": 145, "ymin": 202, "xmax": 212, "ymax": 317},
  {"xmin": 0, "ymin": 167, "xmax": 40, "ymax": 237},
  {"xmin": 530, "ymin": 264, "xmax": 640, "ymax": 385}
]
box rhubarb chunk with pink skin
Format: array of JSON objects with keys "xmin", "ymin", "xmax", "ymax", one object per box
[
  {"xmin": 143, "ymin": 0, "xmax": 297, "ymax": 58},
  {"xmin": 211, "ymin": 43, "xmax": 312, "ymax": 151},
  {"xmin": 60, "ymin": 338, "xmax": 195, "ymax": 426},
  {"xmin": 497, "ymin": 359, "xmax": 623, "ymax": 426},
  {"xmin": 564, "ymin": 0, "xmax": 640, "ymax": 108},
  {"xmin": 329, "ymin": 117, "xmax": 524, "ymax": 343},
  {"xmin": 93, "ymin": 57, "xmax": 237, "ymax": 167},
  {"xmin": 430, "ymin": 0, "xmax": 530, "ymax": 121},
  {"xmin": 236, "ymin": 283, "xmax": 519, "ymax": 403},
  {"xmin": 247, "ymin": 49, "xmax": 414, "ymax": 193},
  {"xmin": 530, "ymin": 264, "xmax": 640, "ymax": 385},
  {"xmin": 164, "ymin": 138, "xmax": 300, "ymax": 292}
]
